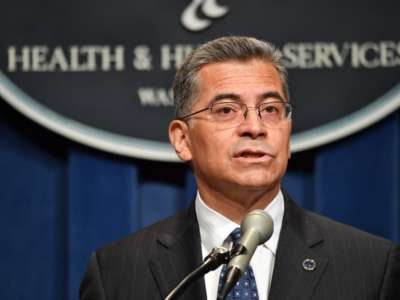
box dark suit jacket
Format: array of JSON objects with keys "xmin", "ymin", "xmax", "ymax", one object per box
[{"xmin": 80, "ymin": 193, "xmax": 400, "ymax": 299}]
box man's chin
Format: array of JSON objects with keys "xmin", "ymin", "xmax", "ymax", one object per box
[{"xmin": 234, "ymin": 174, "xmax": 279, "ymax": 191}]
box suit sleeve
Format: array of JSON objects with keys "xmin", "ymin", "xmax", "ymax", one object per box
[
  {"xmin": 379, "ymin": 244, "xmax": 400, "ymax": 299},
  {"xmin": 80, "ymin": 252, "xmax": 107, "ymax": 300}
]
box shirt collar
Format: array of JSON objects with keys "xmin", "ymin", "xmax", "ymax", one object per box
[{"xmin": 195, "ymin": 190, "xmax": 284, "ymax": 257}]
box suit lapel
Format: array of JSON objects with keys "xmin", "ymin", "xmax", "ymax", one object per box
[
  {"xmin": 149, "ymin": 204, "xmax": 207, "ymax": 300},
  {"xmin": 269, "ymin": 193, "xmax": 328, "ymax": 300}
]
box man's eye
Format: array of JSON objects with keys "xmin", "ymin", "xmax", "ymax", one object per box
[
  {"xmin": 213, "ymin": 104, "xmax": 239, "ymax": 115},
  {"xmin": 261, "ymin": 104, "xmax": 280, "ymax": 114},
  {"xmin": 219, "ymin": 107, "xmax": 234, "ymax": 114}
]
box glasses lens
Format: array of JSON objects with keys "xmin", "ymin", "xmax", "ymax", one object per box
[
  {"xmin": 210, "ymin": 102, "xmax": 243, "ymax": 124},
  {"xmin": 259, "ymin": 102, "xmax": 291, "ymax": 126}
]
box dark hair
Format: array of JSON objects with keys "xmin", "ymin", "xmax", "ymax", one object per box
[{"xmin": 172, "ymin": 36, "xmax": 289, "ymax": 118}]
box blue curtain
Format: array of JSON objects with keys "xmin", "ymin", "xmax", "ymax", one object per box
[{"xmin": 0, "ymin": 99, "xmax": 399, "ymax": 300}]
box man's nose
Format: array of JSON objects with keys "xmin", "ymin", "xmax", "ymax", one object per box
[
  {"xmin": 237, "ymin": 108, "xmax": 267, "ymax": 139},
  {"xmin": 243, "ymin": 107, "xmax": 261, "ymax": 120}
]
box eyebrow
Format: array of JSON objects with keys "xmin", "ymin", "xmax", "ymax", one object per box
[
  {"xmin": 211, "ymin": 93, "xmax": 241, "ymax": 103},
  {"xmin": 210, "ymin": 91, "xmax": 285, "ymax": 105},
  {"xmin": 259, "ymin": 91, "xmax": 285, "ymax": 102}
]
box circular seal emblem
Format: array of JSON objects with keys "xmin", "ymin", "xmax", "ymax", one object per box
[{"xmin": 0, "ymin": 0, "xmax": 399, "ymax": 161}]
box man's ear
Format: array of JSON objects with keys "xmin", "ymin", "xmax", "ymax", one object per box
[{"xmin": 168, "ymin": 120, "xmax": 193, "ymax": 162}]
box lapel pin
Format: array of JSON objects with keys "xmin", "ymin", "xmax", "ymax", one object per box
[{"xmin": 302, "ymin": 258, "xmax": 317, "ymax": 271}]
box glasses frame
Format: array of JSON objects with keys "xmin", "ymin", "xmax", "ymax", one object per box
[{"xmin": 177, "ymin": 101, "xmax": 294, "ymax": 124}]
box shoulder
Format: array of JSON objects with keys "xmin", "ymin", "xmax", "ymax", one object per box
[
  {"xmin": 283, "ymin": 192, "xmax": 393, "ymax": 252},
  {"xmin": 306, "ymin": 208, "xmax": 392, "ymax": 248},
  {"xmin": 93, "ymin": 204, "xmax": 199, "ymax": 265},
  {"xmin": 287, "ymin": 199, "xmax": 396, "ymax": 269},
  {"xmin": 296, "ymin": 205, "xmax": 400, "ymax": 297},
  {"xmin": 96, "ymin": 208, "xmax": 191, "ymax": 259},
  {"xmin": 276, "ymin": 193, "xmax": 400, "ymax": 298}
]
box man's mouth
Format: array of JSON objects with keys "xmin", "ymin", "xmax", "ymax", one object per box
[
  {"xmin": 233, "ymin": 148, "xmax": 275, "ymax": 161},
  {"xmin": 239, "ymin": 151, "xmax": 266, "ymax": 158}
]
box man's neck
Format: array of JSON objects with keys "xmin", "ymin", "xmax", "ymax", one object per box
[{"xmin": 197, "ymin": 184, "xmax": 280, "ymax": 223}]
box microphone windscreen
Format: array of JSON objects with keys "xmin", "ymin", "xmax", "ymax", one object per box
[{"xmin": 241, "ymin": 209, "xmax": 274, "ymax": 245}]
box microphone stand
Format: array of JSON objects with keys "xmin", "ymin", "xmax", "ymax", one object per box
[{"xmin": 164, "ymin": 244, "xmax": 244, "ymax": 300}]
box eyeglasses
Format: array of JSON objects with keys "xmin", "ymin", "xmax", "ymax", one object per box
[{"xmin": 178, "ymin": 101, "xmax": 293, "ymax": 128}]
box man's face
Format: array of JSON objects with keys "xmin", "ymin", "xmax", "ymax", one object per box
[{"xmin": 170, "ymin": 59, "xmax": 292, "ymax": 197}]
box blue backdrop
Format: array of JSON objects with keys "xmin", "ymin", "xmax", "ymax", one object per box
[{"xmin": 0, "ymin": 99, "xmax": 399, "ymax": 300}]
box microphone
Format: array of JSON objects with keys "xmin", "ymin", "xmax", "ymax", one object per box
[{"xmin": 218, "ymin": 210, "xmax": 274, "ymax": 299}]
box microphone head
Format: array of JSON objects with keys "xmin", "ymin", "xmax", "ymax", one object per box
[{"xmin": 241, "ymin": 209, "xmax": 274, "ymax": 245}]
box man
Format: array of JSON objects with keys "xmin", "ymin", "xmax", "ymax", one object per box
[{"xmin": 80, "ymin": 36, "xmax": 399, "ymax": 299}]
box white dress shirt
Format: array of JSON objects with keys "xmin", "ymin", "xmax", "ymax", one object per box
[{"xmin": 195, "ymin": 190, "xmax": 284, "ymax": 300}]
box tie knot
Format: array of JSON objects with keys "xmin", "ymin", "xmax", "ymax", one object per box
[{"xmin": 230, "ymin": 227, "xmax": 241, "ymax": 244}]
